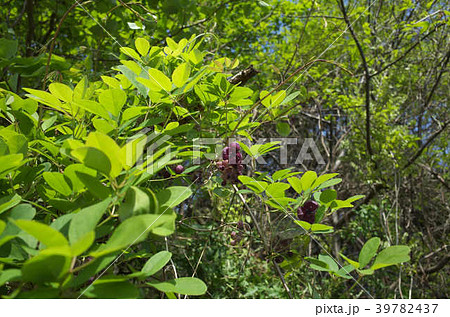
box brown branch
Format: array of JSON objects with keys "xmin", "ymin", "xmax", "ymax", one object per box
[
  {"xmin": 339, "ymin": 0, "xmax": 373, "ymax": 157},
  {"xmin": 232, "ymin": 184, "xmax": 293, "ymax": 299},
  {"xmin": 335, "ymin": 183, "xmax": 387, "ymax": 229},
  {"xmin": 417, "ymin": 163, "xmax": 450, "ymax": 190},
  {"xmin": 423, "ymin": 49, "xmax": 450, "ymax": 110},
  {"xmin": 402, "ymin": 120, "xmax": 450, "ymax": 170},
  {"xmin": 424, "ymin": 255, "xmax": 450, "ymax": 274},
  {"xmin": 228, "ymin": 65, "xmax": 259, "ymax": 86},
  {"xmin": 228, "ymin": 59, "xmax": 351, "ymax": 136},
  {"xmin": 370, "ymin": 23, "xmax": 445, "ymax": 78},
  {"xmin": 25, "ymin": 0, "xmax": 35, "ymax": 57},
  {"xmin": 43, "ymin": 1, "xmax": 83, "ymax": 88}
]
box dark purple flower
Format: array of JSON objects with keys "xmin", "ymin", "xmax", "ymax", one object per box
[
  {"xmin": 274, "ymin": 255, "xmax": 284, "ymax": 263},
  {"xmin": 297, "ymin": 200, "xmax": 319, "ymax": 224},
  {"xmin": 222, "ymin": 147, "xmax": 230, "ymax": 160}
]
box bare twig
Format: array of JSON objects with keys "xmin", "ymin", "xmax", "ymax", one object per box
[
  {"xmin": 339, "ymin": 0, "xmax": 373, "ymax": 157},
  {"xmin": 402, "ymin": 120, "xmax": 450, "ymax": 170}
]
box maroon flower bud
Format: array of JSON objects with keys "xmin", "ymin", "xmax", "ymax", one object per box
[
  {"xmin": 229, "ymin": 151, "xmax": 242, "ymax": 165},
  {"xmin": 230, "ymin": 239, "xmax": 237, "ymax": 246},
  {"xmin": 174, "ymin": 165, "xmax": 184, "ymax": 174},
  {"xmin": 222, "ymin": 147, "xmax": 230, "ymax": 160},
  {"xmin": 229, "ymin": 142, "xmax": 241, "ymax": 152},
  {"xmin": 230, "ymin": 231, "xmax": 237, "ymax": 239}
]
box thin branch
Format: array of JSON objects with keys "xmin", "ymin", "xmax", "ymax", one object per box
[
  {"xmin": 402, "ymin": 120, "xmax": 450, "ymax": 170},
  {"xmin": 417, "ymin": 163, "xmax": 450, "ymax": 190},
  {"xmin": 229, "ymin": 59, "xmax": 351, "ymax": 136},
  {"xmin": 339, "ymin": 0, "xmax": 373, "ymax": 157},
  {"xmin": 232, "ymin": 184, "xmax": 293, "ymax": 299},
  {"xmin": 370, "ymin": 23, "xmax": 444, "ymax": 78},
  {"xmin": 424, "ymin": 255, "xmax": 450, "ymax": 274}
]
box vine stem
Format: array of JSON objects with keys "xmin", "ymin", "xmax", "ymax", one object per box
[
  {"xmin": 347, "ymin": 275, "xmax": 363, "ymax": 295},
  {"xmin": 232, "ymin": 184, "xmax": 293, "ymax": 299}
]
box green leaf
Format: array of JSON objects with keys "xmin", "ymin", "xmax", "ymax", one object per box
[
  {"xmin": 1, "ymin": 130, "xmax": 28, "ymax": 155},
  {"xmin": 83, "ymin": 280, "xmax": 139, "ymax": 299},
  {"xmin": 14, "ymin": 220, "xmax": 68, "ymax": 248},
  {"xmin": 0, "ymin": 219, "xmax": 5, "ymax": 235},
  {"xmin": 371, "ymin": 245, "xmax": 411, "ymax": 270},
  {"xmin": 317, "ymin": 178, "xmax": 342, "ymax": 190},
  {"xmin": 140, "ymin": 68, "xmax": 172, "ymax": 92},
  {"xmin": 287, "ymin": 176, "xmax": 302, "ymax": 194},
  {"xmin": 238, "ymin": 175, "xmax": 268, "ymax": 194},
  {"xmin": 345, "ymin": 195, "xmax": 365, "ymax": 204},
  {"xmin": 0, "ymin": 269, "xmax": 21, "ymax": 287},
  {"xmin": 48, "ymin": 83, "xmax": 73, "ymax": 103},
  {"xmin": 265, "ymin": 182, "xmax": 290, "ymax": 198},
  {"xmin": 294, "ymin": 220, "xmax": 311, "ymax": 231},
  {"xmin": 148, "ymin": 277, "xmax": 207, "ymax": 295},
  {"xmin": 63, "ymin": 164, "xmax": 97, "ymax": 193},
  {"xmin": 314, "ymin": 205, "xmax": 327, "ymax": 223},
  {"xmin": 0, "ymin": 154, "xmax": 25, "ymax": 178},
  {"xmin": 276, "ymin": 122, "xmax": 291, "ymax": 136},
  {"xmin": 140, "ymin": 251, "xmax": 172, "ymax": 276},
  {"xmin": 335, "ymin": 265, "xmax": 355, "ymax": 279},
  {"xmin": 21, "ymin": 247, "xmax": 72, "ymax": 283},
  {"xmin": 357, "ymin": 268, "xmax": 375, "ymax": 276},
  {"xmin": 172, "ymin": 63, "xmax": 191, "ymax": 88},
  {"xmin": 68, "ymin": 198, "xmax": 111, "ymax": 244},
  {"xmin": 16, "ymin": 287, "xmax": 60, "ymax": 299},
  {"xmin": 320, "ymin": 189, "xmax": 337, "ymax": 204},
  {"xmin": 300, "ymin": 171, "xmax": 317, "ymax": 191},
  {"xmin": 318, "ymin": 254, "xmax": 339, "ymax": 272},
  {"xmin": 312, "ymin": 173, "xmax": 339, "ymax": 189},
  {"xmin": 42, "ymin": 172, "xmax": 72, "ymax": 196},
  {"xmin": 156, "ymin": 186, "xmax": 193, "ymax": 210},
  {"xmin": 135, "ymin": 38, "xmax": 150, "ymax": 56},
  {"xmin": 8, "ymin": 203, "xmax": 36, "ymax": 221},
  {"xmin": 70, "ymin": 253, "xmax": 117, "ymax": 288},
  {"xmin": 272, "ymin": 169, "xmax": 294, "ymax": 181},
  {"xmin": 311, "ymin": 223, "xmax": 334, "ymax": 233},
  {"xmin": 72, "ymin": 146, "xmax": 112, "ymax": 176},
  {"xmin": 166, "ymin": 37, "xmax": 178, "ymax": 50},
  {"xmin": 101, "ymin": 76, "xmax": 121, "ymax": 89},
  {"xmin": 85, "ymin": 132, "xmax": 123, "ymax": 178},
  {"xmin": 305, "ymin": 257, "xmax": 330, "ymax": 272},
  {"xmin": 24, "ymin": 88, "xmax": 65, "ymax": 112},
  {"xmin": 0, "ymin": 193, "xmax": 21, "ymax": 215},
  {"xmin": 70, "ymin": 231, "xmax": 95, "ymax": 256},
  {"xmin": 75, "ymin": 172, "xmax": 111, "ymax": 199},
  {"xmin": 120, "ymin": 47, "xmax": 141, "ymax": 60},
  {"xmin": 98, "ymin": 89, "xmax": 127, "ymax": 117},
  {"xmin": 121, "ymin": 106, "xmax": 149, "ymax": 122},
  {"xmin": 358, "ymin": 237, "xmax": 380, "ymax": 268},
  {"xmin": 90, "ymin": 213, "xmax": 176, "ymax": 257},
  {"xmin": 0, "ymin": 38, "xmax": 18, "ymax": 59},
  {"xmin": 73, "ymin": 100, "xmax": 110, "ymax": 120},
  {"xmin": 119, "ymin": 186, "xmax": 159, "ymax": 221},
  {"xmin": 73, "ymin": 76, "xmax": 88, "ymax": 101}
]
